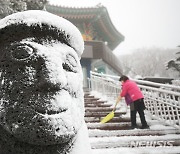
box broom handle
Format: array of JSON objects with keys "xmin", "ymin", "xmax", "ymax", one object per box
[{"xmin": 113, "ymin": 96, "xmax": 122, "ymax": 111}]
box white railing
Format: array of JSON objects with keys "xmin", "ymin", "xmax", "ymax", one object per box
[
  {"xmin": 88, "ymin": 71, "xmax": 120, "ymax": 101},
  {"xmin": 88, "ymin": 71, "xmax": 180, "ymax": 129}
]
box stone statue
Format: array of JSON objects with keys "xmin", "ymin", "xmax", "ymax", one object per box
[{"xmin": 0, "ymin": 10, "xmax": 91, "ymax": 154}]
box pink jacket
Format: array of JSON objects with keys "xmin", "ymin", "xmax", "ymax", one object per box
[{"xmin": 120, "ymin": 80, "xmax": 144, "ymax": 102}]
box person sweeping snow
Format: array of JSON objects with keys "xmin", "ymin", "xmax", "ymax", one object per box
[{"xmin": 113, "ymin": 75, "xmax": 149, "ymax": 129}]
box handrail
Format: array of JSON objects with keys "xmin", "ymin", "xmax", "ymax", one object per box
[
  {"xmin": 90, "ymin": 71, "xmax": 180, "ymax": 91},
  {"xmin": 89, "ymin": 71, "xmax": 180, "ymax": 129}
]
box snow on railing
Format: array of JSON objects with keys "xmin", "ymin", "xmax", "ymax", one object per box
[{"xmin": 88, "ymin": 71, "xmax": 180, "ymax": 129}]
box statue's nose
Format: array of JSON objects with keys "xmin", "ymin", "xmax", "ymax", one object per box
[
  {"xmin": 34, "ymin": 55, "xmax": 67, "ymax": 93},
  {"xmin": 35, "ymin": 67, "xmax": 62, "ymax": 93},
  {"xmin": 35, "ymin": 80, "xmax": 61, "ymax": 93}
]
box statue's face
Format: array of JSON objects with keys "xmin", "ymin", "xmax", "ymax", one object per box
[{"xmin": 0, "ymin": 37, "xmax": 84, "ymax": 145}]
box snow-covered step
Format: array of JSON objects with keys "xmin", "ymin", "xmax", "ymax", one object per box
[
  {"xmin": 90, "ymin": 134, "xmax": 180, "ymax": 149},
  {"xmin": 85, "ymin": 111, "xmax": 126, "ymax": 117},
  {"xmin": 87, "ymin": 122, "xmax": 131, "ymax": 130},
  {"xmin": 85, "ymin": 103, "xmax": 111, "ymax": 108},
  {"xmin": 92, "ymin": 146, "xmax": 180, "ymax": 154},
  {"xmin": 85, "ymin": 116, "xmax": 130, "ymax": 123},
  {"xmin": 88, "ymin": 129, "xmax": 180, "ymax": 137},
  {"xmin": 84, "ymin": 93, "xmax": 180, "ymax": 153},
  {"xmin": 84, "ymin": 101, "xmax": 106, "ymax": 107},
  {"xmin": 85, "ymin": 100, "xmax": 107, "ymax": 105},
  {"xmin": 85, "ymin": 107, "xmax": 114, "ymax": 112},
  {"xmin": 84, "ymin": 98, "xmax": 99, "ymax": 101}
]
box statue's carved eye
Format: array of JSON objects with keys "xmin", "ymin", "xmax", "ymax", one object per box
[
  {"xmin": 63, "ymin": 54, "xmax": 78, "ymax": 73},
  {"xmin": 10, "ymin": 44, "xmax": 34, "ymax": 61}
]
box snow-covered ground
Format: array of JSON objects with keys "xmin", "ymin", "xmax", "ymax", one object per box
[
  {"xmin": 89, "ymin": 117, "xmax": 180, "ymax": 154},
  {"xmin": 88, "ymin": 91, "xmax": 180, "ymax": 154}
]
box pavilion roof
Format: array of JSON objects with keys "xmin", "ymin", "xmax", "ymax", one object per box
[{"xmin": 46, "ymin": 4, "xmax": 124, "ymax": 50}]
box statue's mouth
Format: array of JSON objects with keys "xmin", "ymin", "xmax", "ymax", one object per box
[
  {"xmin": 35, "ymin": 107, "xmax": 71, "ymax": 135},
  {"xmin": 34, "ymin": 87, "xmax": 73, "ymax": 118}
]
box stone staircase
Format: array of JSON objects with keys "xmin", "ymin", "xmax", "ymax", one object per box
[{"xmin": 84, "ymin": 93, "xmax": 180, "ymax": 154}]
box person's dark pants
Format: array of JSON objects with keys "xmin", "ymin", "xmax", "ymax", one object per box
[
  {"xmin": 130, "ymin": 99, "xmax": 148, "ymax": 127},
  {"xmin": 130, "ymin": 110, "xmax": 137, "ymax": 126}
]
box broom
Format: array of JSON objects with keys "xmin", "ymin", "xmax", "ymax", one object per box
[
  {"xmin": 100, "ymin": 111, "xmax": 115, "ymax": 124},
  {"xmin": 100, "ymin": 98, "xmax": 120, "ymax": 124}
]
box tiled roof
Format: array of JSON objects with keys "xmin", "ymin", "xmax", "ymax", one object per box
[{"xmin": 46, "ymin": 4, "xmax": 124, "ymax": 50}]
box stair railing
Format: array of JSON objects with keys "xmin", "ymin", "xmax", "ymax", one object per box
[
  {"xmin": 89, "ymin": 71, "xmax": 180, "ymax": 129},
  {"xmin": 89, "ymin": 71, "xmax": 121, "ymax": 101}
]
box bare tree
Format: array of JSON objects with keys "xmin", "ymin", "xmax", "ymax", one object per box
[
  {"xmin": 119, "ymin": 47, "xmax": 178, "ymax": 78},
  {"xmin": 166, "ymin": 50, "xmax": 180, "ymax": 76}
]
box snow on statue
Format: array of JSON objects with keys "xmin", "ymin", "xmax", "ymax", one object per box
[{"xmin": 0, "ymin": 10, "xmax": 91, "ymax": 154}]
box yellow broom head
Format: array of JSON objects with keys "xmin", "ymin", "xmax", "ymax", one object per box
[{"xmin": 100, "ymin": 111, "xmax": 114, "ymax": 124}]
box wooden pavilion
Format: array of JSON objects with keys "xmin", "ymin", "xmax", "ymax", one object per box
[{"xmin": 46, "ymin": 4, "xmax": 125, "ymax": 87}]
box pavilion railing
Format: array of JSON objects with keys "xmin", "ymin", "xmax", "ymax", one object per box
[{"xmin": 88, "ymin": 71, "xmax": 180, "ymax": 129}]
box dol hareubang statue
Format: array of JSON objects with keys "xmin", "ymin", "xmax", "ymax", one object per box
[{"xmin": 0, "ymin": 10, "xmax": 91, "ymax": 154}]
